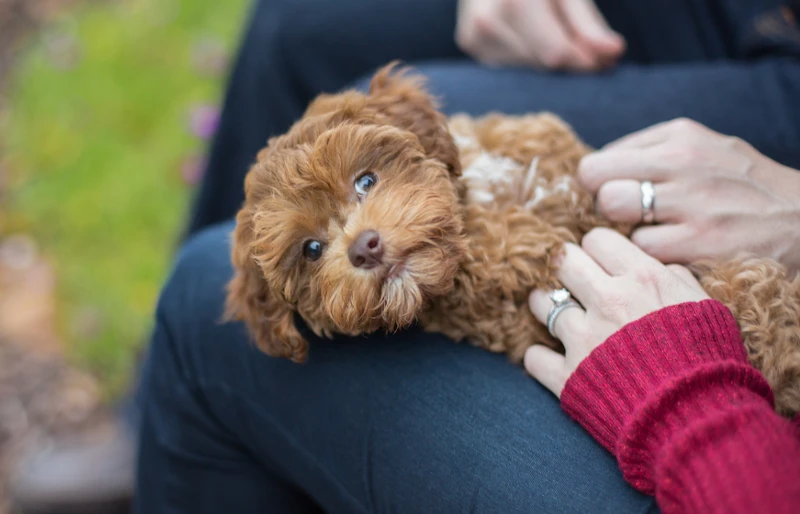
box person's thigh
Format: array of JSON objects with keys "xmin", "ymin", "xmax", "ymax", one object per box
[
  {"xmin": 136, "ymin": 222, "xmax": 657, "ymax": 514},
  {"xmin": 383, "ymin": 59, "xmax": 800, "ymax": 169}
]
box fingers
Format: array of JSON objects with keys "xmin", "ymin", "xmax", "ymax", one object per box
[
  {"xmin": 601, "ymin": 118, "xmax": 711, "ymax": 151},
  {"xmin": 630, "ymin": 224, "xmax": 696, "ymax": 263},
  {"xmin": 554, "ymin": 242, "xmax": 611, "ymax": 303},
  {"xmin": 458, "ymin": 0, "xmax": 622, "ymax": 71},
  {"xmin": 595, "ymin": 179, "xmax": 684, "ymax": 224},
  {"xmin": 475, "ymin": 19, "xmax": 531, "ymax": 66},
  {"xmin": 510, "ymin": 0, "xmax": 597, "ymax": 70},
  {"xmin": 578, "ymin": 149, "xmax": 679, "ymax": 193},
  {"xmin": 458, "ymin": 2, "xmax": 529, "ymax": 65},
  {"xmin": 524, "ymin": 345, "xmax": 566, "ymax": 398},
  {"xmin": 558, "ymin": 0, "xmax": 625, "ymax": 60},
  {"xmin": 580, "ymin": 227, "xmax": 660, "ymax": 276},
  {"xmin": 599, "ymin": 120, "xmax": 676, "ymax": 151}
]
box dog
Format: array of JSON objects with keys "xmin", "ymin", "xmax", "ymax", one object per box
[{"xmin": 226, "ymin": 63, "xmax": 800, "ymax": 417}]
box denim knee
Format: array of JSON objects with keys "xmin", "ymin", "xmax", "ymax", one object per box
[{"xmin": 154, "ymin": 221, "xmax": 237, "ymax": 353}]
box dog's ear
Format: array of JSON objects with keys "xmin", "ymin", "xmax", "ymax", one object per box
[
  {"xmin": 225, "ymin": 209, "xmax": 309, "ymax": 363},
  {"xmin": 304, "ymin": 89, "xmax": 366, "ymax": 119},
  {"xmin": 367, "ymin": 62, "xmax": 461, "ymax": 176}
]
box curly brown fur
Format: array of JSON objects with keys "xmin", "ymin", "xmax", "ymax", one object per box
[
  {"xmin": 227, "ymin": 63, "xmax": 800, "ymax": 417},
  {"xmin": 692, "ymin": 258, "xmax": 800, "ymax": 416}
]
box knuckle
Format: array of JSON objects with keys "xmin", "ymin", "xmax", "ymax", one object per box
[
  {"xmin": 658, "ymin": 142, "xmax": 701, "ymax": 170},
  {"xmin": 632, "ymin": 266, "xmax": 665, "ymax": 288},
  {"xmin": 725, "ymin": 135, "xmax": 753, "ymax": 154},
  {"xmin": 670, "ymin": 117, "xmax": 700, "ymax": 133}
]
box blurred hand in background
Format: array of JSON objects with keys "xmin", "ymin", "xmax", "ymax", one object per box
[{"xmin": 456, "ymin": 0, "xmax": 625, "ymax": 70}]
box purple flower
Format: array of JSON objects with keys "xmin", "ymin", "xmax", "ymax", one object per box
[
  {"xmin": 188, "ymin": 105, "xmax": 220, "ymax": 140},
  {"xmin": 180, "ymin": 154, "xmax": 206, "ymax": 186}
]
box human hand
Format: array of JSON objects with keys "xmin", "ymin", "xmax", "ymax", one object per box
[
  {"xmin": 579, "ymin": 119, "xmax": 800, "ymax": 274},
  {"xmin": 456, "ymin": 0, "xmax": 625, "ymax": 71},
  {"xmin": 525, "ymin": 228, "xmax": 709, "ymax": 397}
]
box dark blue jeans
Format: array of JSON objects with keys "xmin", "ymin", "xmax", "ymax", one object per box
[
  {"xmin": 136, "ymin": 0, "xmax": 800, "ymax": 512},
  {"xmin": 136, "ymin": 222, "xmax": 657, "ymax": 513}
]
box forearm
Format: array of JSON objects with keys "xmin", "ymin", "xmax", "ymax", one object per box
[
  {"xmin": 653, "ymin": 389, "xmax": 800, "ymax": 513},
  {"xmin": 561, "ymin": 301, "xmax": 800, "ymax": 513}
]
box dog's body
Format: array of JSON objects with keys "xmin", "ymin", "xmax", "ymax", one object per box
[{"xmin": 227, "ymin": 64, "xmax": 800, "ymax": 417}]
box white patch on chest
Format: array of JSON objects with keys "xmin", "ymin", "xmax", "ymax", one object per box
[
  {"xmin": 450, "ymin": 124, "xmax": 578, "ymax": 210},
  {"xmin": 461, "ymin": 152, "xmax": 522, "ymax": 205}
]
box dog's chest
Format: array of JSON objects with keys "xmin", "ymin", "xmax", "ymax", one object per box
[{"xmin": 448, "ymin": 121, "xmax": 580, "ymax": 213}]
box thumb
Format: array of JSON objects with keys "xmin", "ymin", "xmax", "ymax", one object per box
[{"xmin": 524, "ymin": 344, "xmax": 567, "ymax": 398}]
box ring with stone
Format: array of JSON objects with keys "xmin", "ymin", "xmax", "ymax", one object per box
[
  {"xmin": 546, "ymin": 288, "xmax": 582, "ymax": 339},
  {"xmin": 641, "ymin": 180, "xmax": 656, "ymax": 224}
]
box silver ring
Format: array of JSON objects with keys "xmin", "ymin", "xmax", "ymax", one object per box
[
  {"xmin": 546, "ymin": 288, "xmax": 582, "ymax": 339},
  {"xmin": 641, "ymin": 180, "xmax": 655, "ymax": 224}
]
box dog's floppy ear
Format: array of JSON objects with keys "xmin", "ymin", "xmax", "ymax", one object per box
[
  {"xmin": 225, "ymin": 208, "xmax": 309, "ymax": 363},
  {"xmin": 367, "ymin": 62, "xmax": 461, "ymax": 176}
]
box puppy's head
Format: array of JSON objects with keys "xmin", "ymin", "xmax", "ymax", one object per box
[{"xmin": 226, "ymin": 64, "xmax": 467, "ymax": 362}]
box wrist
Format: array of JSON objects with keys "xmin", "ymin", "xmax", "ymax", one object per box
[
  {"xmin": 616, "ymin": 360, "xmax": 773, "ymax": 493},
  {"xmin": 560, "ymin": 300, "xmax": 766, "ymax": 462}
]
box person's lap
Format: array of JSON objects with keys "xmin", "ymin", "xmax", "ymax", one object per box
[
  {"xmin": 136, "ymin": 1, "xmax": 800, "ymax": 512},
  {"xmin": 136, "ymin": 222, "xmax": 657, "ymax": 514}
]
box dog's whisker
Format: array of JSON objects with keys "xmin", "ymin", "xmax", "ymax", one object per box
[{"xmin": 520, "ymin": 156, "xmax": 539, "ymax": 204}]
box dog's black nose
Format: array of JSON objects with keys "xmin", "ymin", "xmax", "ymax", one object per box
[{"xmin": 348, "ymin": 230, "xmax": 383, "ymax": 269}]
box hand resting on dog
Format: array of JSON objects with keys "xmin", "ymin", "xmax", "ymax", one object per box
[
  {"xmin": 525, "ymin": 228, "xmax": 708, "ymax": 397},
  {"xmin": 523, "ymin": 230, "xmax": 800, "ymax": 514},
  {"xmin": 579, "ymin": 118, "xmax": 800, "ymax": 274},
  {"xmin": 522, "ymin": 132, "xmax": 800, "ymax": 512}
]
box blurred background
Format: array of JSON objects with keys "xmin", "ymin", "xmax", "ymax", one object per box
[{"xmin": 0, "ymin": 0, "xmax": 247, "ymax": 509}]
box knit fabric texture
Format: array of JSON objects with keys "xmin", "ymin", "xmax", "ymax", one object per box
[{"xmin": 561, "ymin": 299, "xmax": 800, "ymax": 513}]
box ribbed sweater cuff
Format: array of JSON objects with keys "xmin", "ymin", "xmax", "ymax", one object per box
[{"xmin": 560, "ymin": 300, "xmax": 775, "ymax": 493}]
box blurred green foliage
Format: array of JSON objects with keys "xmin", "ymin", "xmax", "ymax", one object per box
[{"xmin": 1, "ymin": 0, "xmax": 248, "ymax": 396}]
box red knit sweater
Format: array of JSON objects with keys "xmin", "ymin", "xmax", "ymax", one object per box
[{"xmin": 560, "ymin": 299, "xmax": 800, "ymax": 513}]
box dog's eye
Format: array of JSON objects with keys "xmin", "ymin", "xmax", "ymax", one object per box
[
  {"xmin": 303, "ymin": 240, "xmax": 324, "ymax": 261},
  {"xmin": 354, "ymin": 172, "xmax": 378, "ymax": 197}
]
